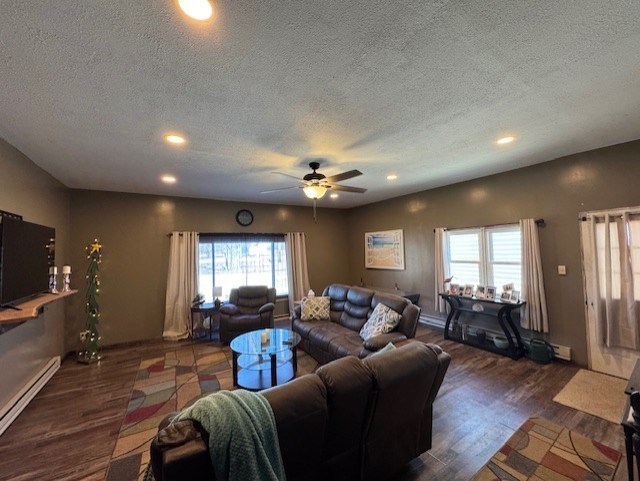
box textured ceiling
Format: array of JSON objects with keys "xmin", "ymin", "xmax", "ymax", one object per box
[{"xmin": 1, "ymin": 1, "xmax": 640, "ymax": 208}]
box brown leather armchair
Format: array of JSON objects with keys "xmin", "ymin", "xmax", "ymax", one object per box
[
  {"xmin": 149, "ymin": 342, "xmax": 452, "ymax": 481},
  {"xmin": 219, "ymin": 285, "xmax": 276, "ymax": 343}
]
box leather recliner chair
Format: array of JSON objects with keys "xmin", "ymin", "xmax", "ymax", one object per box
[{"xmin": 219, "ymin": 285, "xmax": 276, "ymax": 343}]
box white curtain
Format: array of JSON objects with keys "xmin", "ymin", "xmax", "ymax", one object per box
[
  {"xmin": 163, "ymin": 232, "xmax": 199, "ymax": 341},
  {"xmin": 586, "ymin": 213, "xmax": 639, "ymax": 349},
  {"xmin": 285, "ymin": 232, "xmax": 311, "ymax": 314},
  {"xmin": 520, "ymin": 219, "xmax": 549, "ymax": 332},
  {"xmin": 434, "ymin": 227, "xmax": 448, "ymax": 313}
]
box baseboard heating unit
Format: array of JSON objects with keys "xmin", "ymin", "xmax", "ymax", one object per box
[{"xmin": 0, "ymin": 356, "xmax": 60, "ymax": 437}]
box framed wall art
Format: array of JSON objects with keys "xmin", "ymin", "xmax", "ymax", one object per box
[{"xmin": 365, "ymin": 229, "xmax": 405, "ymax": 270}]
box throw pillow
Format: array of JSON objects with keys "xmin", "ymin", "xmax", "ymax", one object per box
[
  {"xmin": 359, "ymin": 303, "xmax": 402, "ymax": 341},
  {"xmin": 301, "ymin": 296, "xmax": 330, "ymax": 321},
  {"xmin": 370, "ymin": 342, "xmax": 397, "ymax": 357}
]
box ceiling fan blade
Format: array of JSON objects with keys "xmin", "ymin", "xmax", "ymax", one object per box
[
  {"xmin": 323, "ymin": 170, "xmax": 362, "ymax": 183},
  {"xmin": 272, "ymin": 172, "xmax": 305, "ymax": 182},
  {"xmin": 260, "ymin": 186, "xmax": 302, "ymax": 194},
  {"xmin": 329, "ymin": 184, "xmax": 367, "ymax": 194}
]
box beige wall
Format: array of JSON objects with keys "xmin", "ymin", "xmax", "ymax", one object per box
[
  {"xmin": 345, "ymin": 139, "xmax": 640, "ymax": 366},
  {"xmin": 0, "ymin": 138, "xmax": 70, "ymax": 409},
  {"xmin": 67, "ymin": 191, "xmax": 350, "ymax": 347}
]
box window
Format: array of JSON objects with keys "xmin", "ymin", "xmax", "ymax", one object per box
[
  {"xmin": 198, "ymin": 234, "xmax": 288, "ymax": 302},
  {"xmin": 445, "ymin": 225, "xmax": 521, "ymax": 292}
]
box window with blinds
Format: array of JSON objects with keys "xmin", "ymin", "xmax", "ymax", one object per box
[
  {"xmin": 446, "ymin": 225, "xmax": 521, "ymax": 291},
  {"xmin": 198, "ymin": 234, "xmax": 288, "ymax": 302}
]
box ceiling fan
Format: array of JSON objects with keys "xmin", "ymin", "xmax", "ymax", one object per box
[
  {"xmin": 261, "ymin": 161, "xmax": 366, "ymax": 222},
  {"xmin": 261, "ymin": 161, "xmax": 367, "ymax": 199}
]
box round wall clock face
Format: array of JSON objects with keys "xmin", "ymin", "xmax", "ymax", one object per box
[{"xmin": 236, "ymin": 209, "xmax": 254, "ymax": 227}]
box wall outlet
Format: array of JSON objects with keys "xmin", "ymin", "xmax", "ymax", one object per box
[{"xmin": 558, "ymin": 265, "xmax": 567, "ymax": 275}]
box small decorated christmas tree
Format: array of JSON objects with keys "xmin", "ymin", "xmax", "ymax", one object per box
[{"xmin": 78, "ymin": 239, "xmax": 102, "ymax": 363}]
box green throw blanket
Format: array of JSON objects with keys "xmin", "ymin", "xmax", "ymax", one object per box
[{"xmin": 174, "ymin": 390, "xmax": 286, "ymax": 481}]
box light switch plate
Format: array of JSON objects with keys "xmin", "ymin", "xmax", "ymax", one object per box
[{"xmin": 558, "ymin": 265, "xmax": 567, "ymax": 275}]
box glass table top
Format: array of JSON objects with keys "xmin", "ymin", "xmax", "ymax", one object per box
[{"xmin": 230, "ymin": 328, "xmax": 301, "ymax": 356}]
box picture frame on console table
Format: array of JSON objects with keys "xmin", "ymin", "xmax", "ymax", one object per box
[
  {"xmin": 486, "ymin": 286, "xmax": 496, "ymax": 300},
  {"xmin": 364, "ymin": 229, "xmax": 405, "ymax": 270}
]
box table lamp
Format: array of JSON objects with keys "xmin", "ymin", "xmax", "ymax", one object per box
[{"xmin": 213, "ymin": 286, "xmax": 222, "ymax": 309}]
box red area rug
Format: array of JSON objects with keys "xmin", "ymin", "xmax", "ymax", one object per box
[{"xmin": 471, "ymin": 416, "xmax": 622, "ymax": 481}]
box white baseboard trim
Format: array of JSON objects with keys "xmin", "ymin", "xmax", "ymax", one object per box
[
  {"xmin": 0, "ymin": 356, "xmax": 60, "ymax": 437},
  {"xmin": 418, "ymin": 314, "xmax": 571, "ymax": 361}
]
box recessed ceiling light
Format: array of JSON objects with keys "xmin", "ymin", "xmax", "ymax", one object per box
[
  {"xmin": 330, "ymin": 193, "xmax": 338, "ymax": 199},
  {"xmin": 496, "ymin": 136, "xmax": 515, "ymax": 145},
  {"xmin": 164, "ymin": 133, "xmax": 186, "ymax": 145},
  {"xmin": 178, "ymin": 0, "xmax": 214, "ymax": 21},
  {"xmin": 386, "ymin": 174, "xmax": 398, "ymax": 180},
  {"xmin": 161, "ymin": 175, "xmax": 177, "ymax": 184}
]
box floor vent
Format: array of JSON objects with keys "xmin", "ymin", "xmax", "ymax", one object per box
[{"xmin": 0, "ymin": 356, "xmax": 60, "ymax": 437}]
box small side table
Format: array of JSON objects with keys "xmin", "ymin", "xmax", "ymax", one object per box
[{"xmin": 190, "ymin": 301, "xmax": 221, "ymax": 340}]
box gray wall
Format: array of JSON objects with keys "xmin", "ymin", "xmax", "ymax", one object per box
[
  {"xmin": 67, "ymin": 191, "xmax": 350, "ymax": 347},
  {"xmin": 345, "ymin": 139, "xmax": 640, "ymax": 366},
  {"xmin": 4, "ymin": 134, "xmax": 640, "ymax": 368},
  {"xmin": 0, "ymin": 138, "xmax": 70, "ymax": 409}
]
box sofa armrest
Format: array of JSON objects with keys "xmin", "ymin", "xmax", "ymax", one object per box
[
  {"xmin": 363, "ymin": 332, "xmax": 408, "ymax": 351},
  {"xmin": 219, "ymin": 304, "xmax": 239, "ymax": 315},
  {"xmin": 150, "ymin": 420, "xmax": 213, "ymax": 481},
  {"xmin": 292, "ymin": 304, "xmax": 302, "ymax": 320},
  {"xmin": 258, "ymin": 302, "xmax": 275, "ymax": 314}
]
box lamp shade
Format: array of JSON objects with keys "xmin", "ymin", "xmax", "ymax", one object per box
[
  {"xmin": 303, "ymin": 185, "xmax": 327, "ymax": 199},
  {"xmin": 212, "ymin": 286, "xmax": 222, "ymax": 297}
]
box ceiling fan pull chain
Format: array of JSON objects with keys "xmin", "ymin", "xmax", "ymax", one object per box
[{"xmin": 313, "ymin": 199, "xmax": 317, "ymax": 223}]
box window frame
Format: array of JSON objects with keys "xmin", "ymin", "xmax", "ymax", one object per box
[
  {"xmin": 445, "ymin": 223, "xmax": 521, "ymax": 290},
  {"xmin": 198, "ymin": 233, "xmax": 289, "ymax": 302}
]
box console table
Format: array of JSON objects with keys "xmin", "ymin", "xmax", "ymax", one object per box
[{"xmin": 439, "ymin": 293, "xmax": 526, "ymax": 360}]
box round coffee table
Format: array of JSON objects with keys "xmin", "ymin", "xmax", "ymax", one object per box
[{"xmin": 230, "ymin": 328, "xmax": 301, "ymax": 390}]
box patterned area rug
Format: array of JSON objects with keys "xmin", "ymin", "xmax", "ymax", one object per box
[
  {"xmin": 106, "ymin": 342, "xmax": 318, "ymax": 481},
  {"xmin": 471, "ymin": 416, "xmax": 622, "ymax": 481}
]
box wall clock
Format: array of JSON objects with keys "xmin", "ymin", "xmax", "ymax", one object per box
[{"xmin": 236, "ymin": 209, "xmax": 254, "ymax": 227}]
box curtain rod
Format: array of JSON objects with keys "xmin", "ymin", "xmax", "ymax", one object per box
[
  {"xmin": 167, "ymin": 232, "xmax": 287, "ymax": 237},
  {"xmin": 433, "ymin": 218, "xmax": 544, "ymax": 233},
  {"xmin": 580, "ymin": 213, "xmax": 640, "ymax": 221}
]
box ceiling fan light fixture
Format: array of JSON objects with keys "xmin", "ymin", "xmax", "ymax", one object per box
[{"xmin": 303, "ymin": 185, "xmax": 327, "ymax": 199}]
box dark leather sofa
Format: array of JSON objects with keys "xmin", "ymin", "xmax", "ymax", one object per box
[
  {"xmin": 293, "ymin": 284, "xmax": 421, "ymax": 364},
  {"xmin": 219, "ymin": 285, "xmax": 276, "ymax": 343},
  {"xmin": 150, "ymin": 342, "xmax": 451, "ymax": 481}
]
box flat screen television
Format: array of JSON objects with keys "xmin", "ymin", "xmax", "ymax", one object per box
[{"xmin": 0, "ymin": 217, "xmax": 55, "ymax": 307}]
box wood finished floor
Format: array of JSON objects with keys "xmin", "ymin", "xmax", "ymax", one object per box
[{"xmin": 0, "ymin": 322, "xmax": 629, "ymax": 481}]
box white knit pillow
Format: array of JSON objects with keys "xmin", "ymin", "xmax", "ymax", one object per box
[
  {"xmin": 301, "ymin": 296, "xmax": 330, "ymax": 321},
  {"xmin": 359, "ymin": 303, "xmax": 401, "ymax": 341}
]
